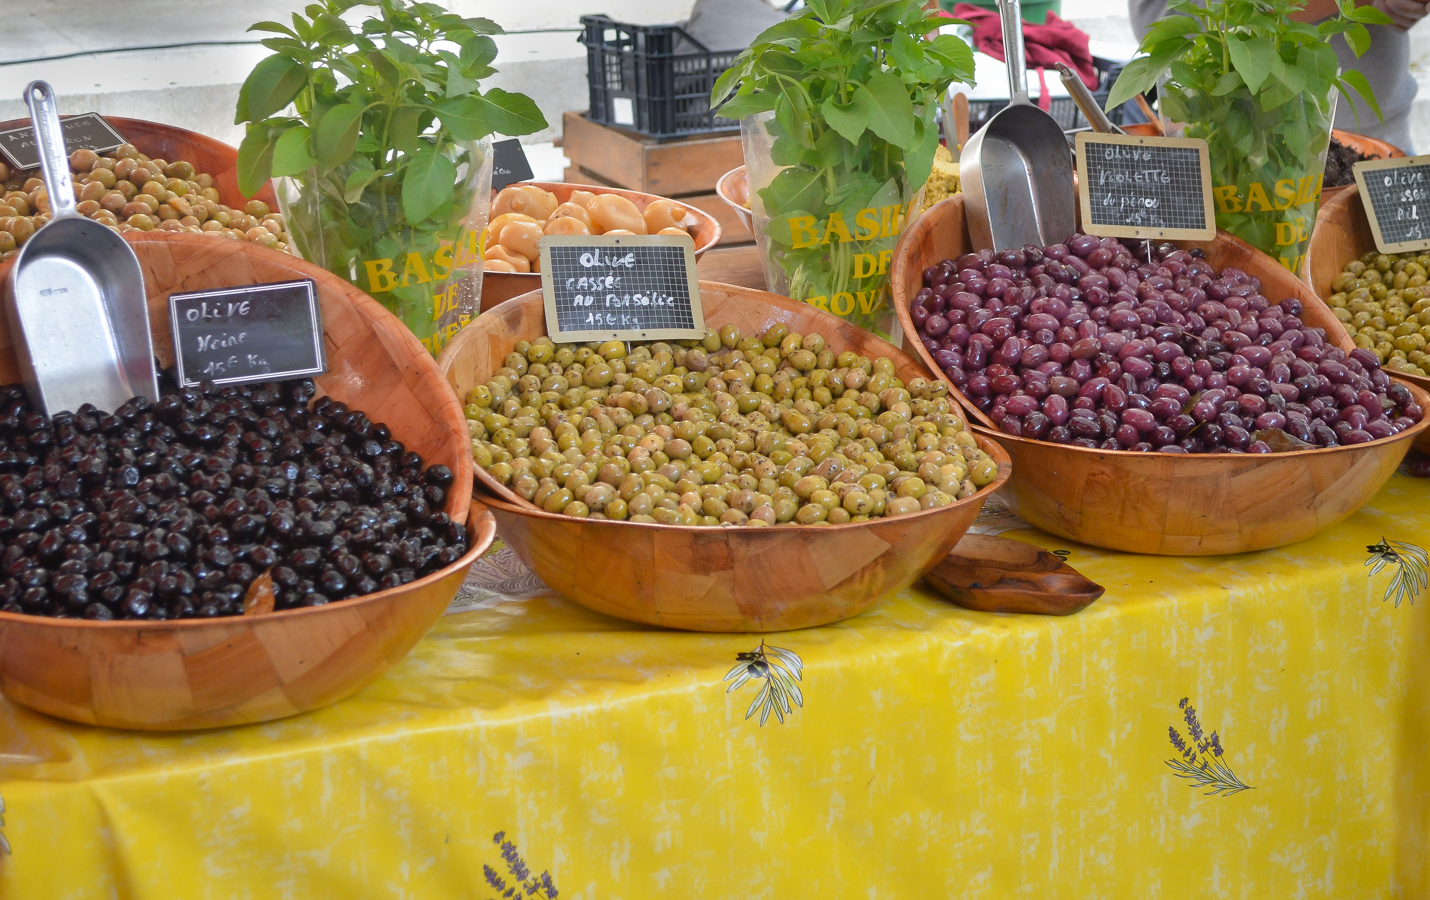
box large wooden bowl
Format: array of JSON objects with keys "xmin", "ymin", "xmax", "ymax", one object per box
[
  {"xmin": 890, "ymin": 194, "xmax": 1430, "ymax": 555},
  {"xmin": 715, "ymin": 165, "xmax": 754, "ymax": 237},
  {"xmin": 0, "ymin": 115, "xmax": 278, "ymax": 209},
  {"xmin": 0, "ymin": 234, "xmax": 492, "ymax": 729},
  {"xmin": 480, "ymin": 182, "xmax": 722, "ymax": 311},
  {"xmin": 438, "ymin": 283, "xmax": 1012, "ymax": 632},
  {"xmin": 1302, "ymin": 186, "xmax": 1430, "ymax": 453}
]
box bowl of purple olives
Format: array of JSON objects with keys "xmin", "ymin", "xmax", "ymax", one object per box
[
  {"xmin": 0, "ymin": 232, "xmax": 496, "ymax": 730},
  {"xmin": 891, "ymin": 195, "xmax": 1430, "ymax": 555}
]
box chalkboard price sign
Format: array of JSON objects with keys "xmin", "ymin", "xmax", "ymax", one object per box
[
  {"xmin": 490, "ymin": 138, "xmax": 535, "ymax": 191},
  {"xmin": 1075, "ymin": 132, "xmax": 1215, "ymax": 241},
  {"xmin": 539, "ymin": 234, "xmax": 705, "ymax": 343},
  {"xmin": 1353, "ymin": 155, "xmax": 1430, "ymax": 253},
  {"xmin": 0, "ymin": 113, "xmax": 127, "ymax": 171},
  {"xmin": 168, "ymin": 279, "xmax": 326, "ymax": 388}
]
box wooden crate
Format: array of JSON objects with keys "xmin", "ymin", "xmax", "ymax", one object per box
[{"xmin": 562, "ymin": 112, "xmax": 751, "ymax": 246}]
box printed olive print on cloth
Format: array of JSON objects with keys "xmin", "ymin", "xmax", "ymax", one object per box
[
  {"xmin": 483, "ymin": 832, "xmax": 557, "ymax": 900},
  {"xmin": 726, "ymin": 642, "xmax": 805, "ymax": 725},
  {"xmin": 1166, "ymin": 698, "xmax": 1255, "ymax": 797},
  {"xmin": 0, "ymin": 794, "xmax": 9, "ymax": 856},
  {"xmin": 1365, "ymin": 538, "xmax": 1429, "ymax": 607}
]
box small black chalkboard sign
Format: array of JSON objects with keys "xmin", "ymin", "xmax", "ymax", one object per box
[
  {"xmin": 0, "ymin": 113, "xmax": 127, "ymax": 171},
  {"xmin": 539, "ymin": 234, "xmax": 705, "ymax": 343},
  {"xmin": 168, "ymin": 279, "xmax": 326, "ymax": 388},
  {"xmin": 491, "ymin": 138, "xmax": 534, "ymax": 191},
  {"xmin": 1075, "ymin": 132, "xmax": 1215, "ymax": 241},
  {"xmin": 1354, "ymin": 154, "xmax": 1430, "ymax": 253}
]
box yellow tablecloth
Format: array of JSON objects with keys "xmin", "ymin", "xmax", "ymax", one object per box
[{"xmin": 2, "ymin": 471, "xmax": 1429, "ymax": 899}]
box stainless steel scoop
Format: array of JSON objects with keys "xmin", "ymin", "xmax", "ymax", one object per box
[
  {"xmin": 959, "ymin": 0, "xmax": 1077, "ymax": 251},
  {"xmin": 2, "ymin": 81, "xmax": 157, "ymax": 416}
]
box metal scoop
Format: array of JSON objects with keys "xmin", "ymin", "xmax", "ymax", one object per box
[
  {"xmin": 959, "ymin": 0, "xmax": 1077, "ymax": 251},
  {"xmin": 2, "ymin": 81, "xmax": 157, "ymax": 416}
]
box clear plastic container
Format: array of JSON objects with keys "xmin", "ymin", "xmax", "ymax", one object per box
[
  {"xmin": 278, "ymin": 136, "xmax": 492, "ymax": 357},
  {"xmin": 742, "ymin": 111, "xmax": 920, "ymax": 341}
]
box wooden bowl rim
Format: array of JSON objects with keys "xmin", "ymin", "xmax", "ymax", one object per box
[
  {"xmin": 448, "ymin": 281, "xmax": 1012, "ymax": 531},
  {"xmin": 715, "ymin": 165, "xmax": 750, "ymax": 210},
  {"xmin": 892, "ymin": 196, "xmax": 1430, "ymax": 460},
  {"xmin": 0, "ymin": 505, "xmax": 496, "ymax": 631},
  {"xmin": 485, "ymin": 181, "xmax": 722, "ymax": 274}
]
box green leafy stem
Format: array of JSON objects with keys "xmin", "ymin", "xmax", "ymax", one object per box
[
  {"xmin": 233, "ymin": 1, "xmax": 547, "ymax": 350},
  {"xmin": 710, "ymin": 0, "xmax": 974, "ymax": 334},
  {"xmin": 1106, "ymin": 0, "xmax": 1390, "ymax": 269}
]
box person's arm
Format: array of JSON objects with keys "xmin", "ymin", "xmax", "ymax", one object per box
[{"xmin": 1292, "ymin": 0, "xmax": 1425, "ymax": 30}]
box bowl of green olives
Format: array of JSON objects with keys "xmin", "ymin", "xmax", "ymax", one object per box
[{"xmin": 438, "ymin": 282, "xmax": 1011, "ymax": 632}]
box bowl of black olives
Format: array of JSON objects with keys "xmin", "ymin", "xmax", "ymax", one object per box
[{"xmin": 0, "ymin": 231, "xmax": 494, "ymax": 730}]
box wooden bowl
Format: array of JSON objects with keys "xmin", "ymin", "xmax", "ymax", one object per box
[
  {"xmin": 1321, "ymin": 130, "xmax": 1405, "ymax": 207},
  {"xmin": 480, "ymin": 182, "xmax": 722, "ymax": 311},
  {"xmin": 890, "ymin": 193, "xmax": 1430, "ymax": 555},
  {"xmin": 0, "ymin": 233, "xmax": 492, "ymax": 729},
  {"xmin": 716, "ymin": 165, "xmax": 753, "ymax": 237},
  {"xmin": 438, "ymin": 283, "xmax": 1012, "ymax": 632},
  {"xmin": 0, "ymin": 115, "xmax": 278, "ymax": 210},
  {"xmin": 1302, "ymin": 186, "xmax": 1430, "ymax": 453}
]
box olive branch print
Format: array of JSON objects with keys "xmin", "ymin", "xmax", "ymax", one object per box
[
  {"xmin": 1166, "ymin": 698, "xmax": 1254, "ymax": 797},
  {"xmin": 725, "ymin": 642, "xmax": 804, "ymax": 725},
  {"xmin": 483, "ymin": 832, "xmax": 557, "ymax": 900},
  {"xmin": 0, "ymin": 793, "xmax": 9, "ymax": 855},
  {"xmin": 1365, "ymin": 538, "xmax": 1428, "ymax": 607}
]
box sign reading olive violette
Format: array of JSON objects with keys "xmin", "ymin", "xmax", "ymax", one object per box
[
  {"xmin": 1353, "ymin": 154, "xmax": 1430, "ymax": 253},
  {"xmin": 0, "ymin": 113, "xmax": 127, "ymax": 171},
  {"xmin": 168, "ymin": 279, "xmax": 326, "ymax": 388},
  {"xmin": 1074, "ymin": 133, "xmax": 1215, "ymax": 241},
  {"xmin": 539, "ymin": 234, "xmax": 705, "ymax": 343}
]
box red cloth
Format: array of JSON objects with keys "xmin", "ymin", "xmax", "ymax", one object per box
[{"xmin": 947, "ymin": 4, "xmax": 1098, "ymax": 113}]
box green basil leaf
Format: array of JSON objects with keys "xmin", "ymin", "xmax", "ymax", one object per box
[
  {"xmin": 343, "ymin": 158, "xmax": 380, "ymax": 203},
  {"xmin": 859, "ymin": 71, "xmax": 914, "ymax": 151},
  {"xmin": 1142, "ymin": 15, "xmax": 1200, "ymax": 47},
  {"xmin": 716, "ymin": 91, "xmax": 777, "ymax": 120},
  {"xmin": 901, "ymin": 115, "xmax": 938, "ymax": 193},
  {"xmin": 459, "ymin": 34, "xmax": 498, "ymax": 69},
  {"xmin": 402, "ymin": 147, "xmax": 457, "ymax": 224},
  {"xmin": 461, "ymin": 16, "xmax": 504, "ymax": 35},
  {"xmin": 434, "ymin": 96, "xmax": 489, "ymax": 140},
  {"xmin": 314, "ymin": 102, "xmax": 364, "ymax": 171},
  {"xmin": 247, "ymin": 20, "xmax": 299, "ymax": 38},
  {"xmin": 820, "ymin": 94, "xmax": 869, "ymax": 144},
  {"xmin": 1348, "ymin": 4, "xmax": 1393, "ymax": 25},
  {"xmin": 366, "ymin": 49, "xmax": 401, "ymax": 87},
  {"xmin": 1210, "ymin": 70, "xmax": 1244, "ymax": 96},
  {"xmin": 1343, "ymin": 22, "xmax": 1372, "ymax": 57},
  {"xmin": 1340, "ymin": 69, "xmax": 1383, "ymax": 120},
  {"xmin": 479, "ymin": 88, "xmax": 548, "ymax": 136},
  {"xmin": 1226, "ymin": 35, "xmax": 1271, "ymax": 94},
  {"xmin": 389, "ymin": 106, "xmax": 422, "ymax": 155},
  {"xmin": 270, "ymin": 124, "xmax": 319, "ymax": 177},
  {"xmin": 440, "ymin": 51, "xmax": 480, "ymax": 98},
  {"xmin": 236, "ymin": 126, "xmax": 278, "ymax": 198},
  {"xmin": 1105, "ymin": 56, "xmax": 1160, "ymax": 112},
  {"xmin": 238, "ymin": 55, "xmax": 307, "ymax": 124}
]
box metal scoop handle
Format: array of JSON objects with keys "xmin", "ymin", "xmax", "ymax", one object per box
[
  {"xmin": 1056, "ymin": 62, "xmax": 1124, "ymax": 135},
  {"xmin": 997, "ymin": 0, "xmax": 1029, "ymax": 106},
  {"xmin": 23, "ymin": 81, "xmax": 76, "ymax": 221}
]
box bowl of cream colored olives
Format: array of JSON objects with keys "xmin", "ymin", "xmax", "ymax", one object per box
[{"xmin": 439, "ymin": 282, "xmax": 1010, "ymax": 632}]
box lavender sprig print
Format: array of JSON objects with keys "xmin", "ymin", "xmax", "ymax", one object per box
[
  {"xmin": 1165, "ymin": 698, "xmax": 1254, "ymax": 797},
  {"xmin": 485, "ymin": 832, "xmax": 557, "ymax": 899},
  {"xmin": 1365, "ymin": 538, "xmax": 1428, "ymax": 607},
  {"xmin": 724, "ymin": 642, "xmax": 804, "ymax": 726}
]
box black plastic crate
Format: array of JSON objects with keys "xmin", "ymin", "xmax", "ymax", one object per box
[
  {"xmin": 964, "ymin": 57, "xmax": 1133, "ymax": 134},
  {"xmin": 580, "ymin": 15, "xmax": 743, "ymax": 141}
]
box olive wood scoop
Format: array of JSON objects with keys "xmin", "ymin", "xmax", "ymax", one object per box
[{"xmin": 923, "ymin": 533, "xmax": 1105, "ymax": 616}]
